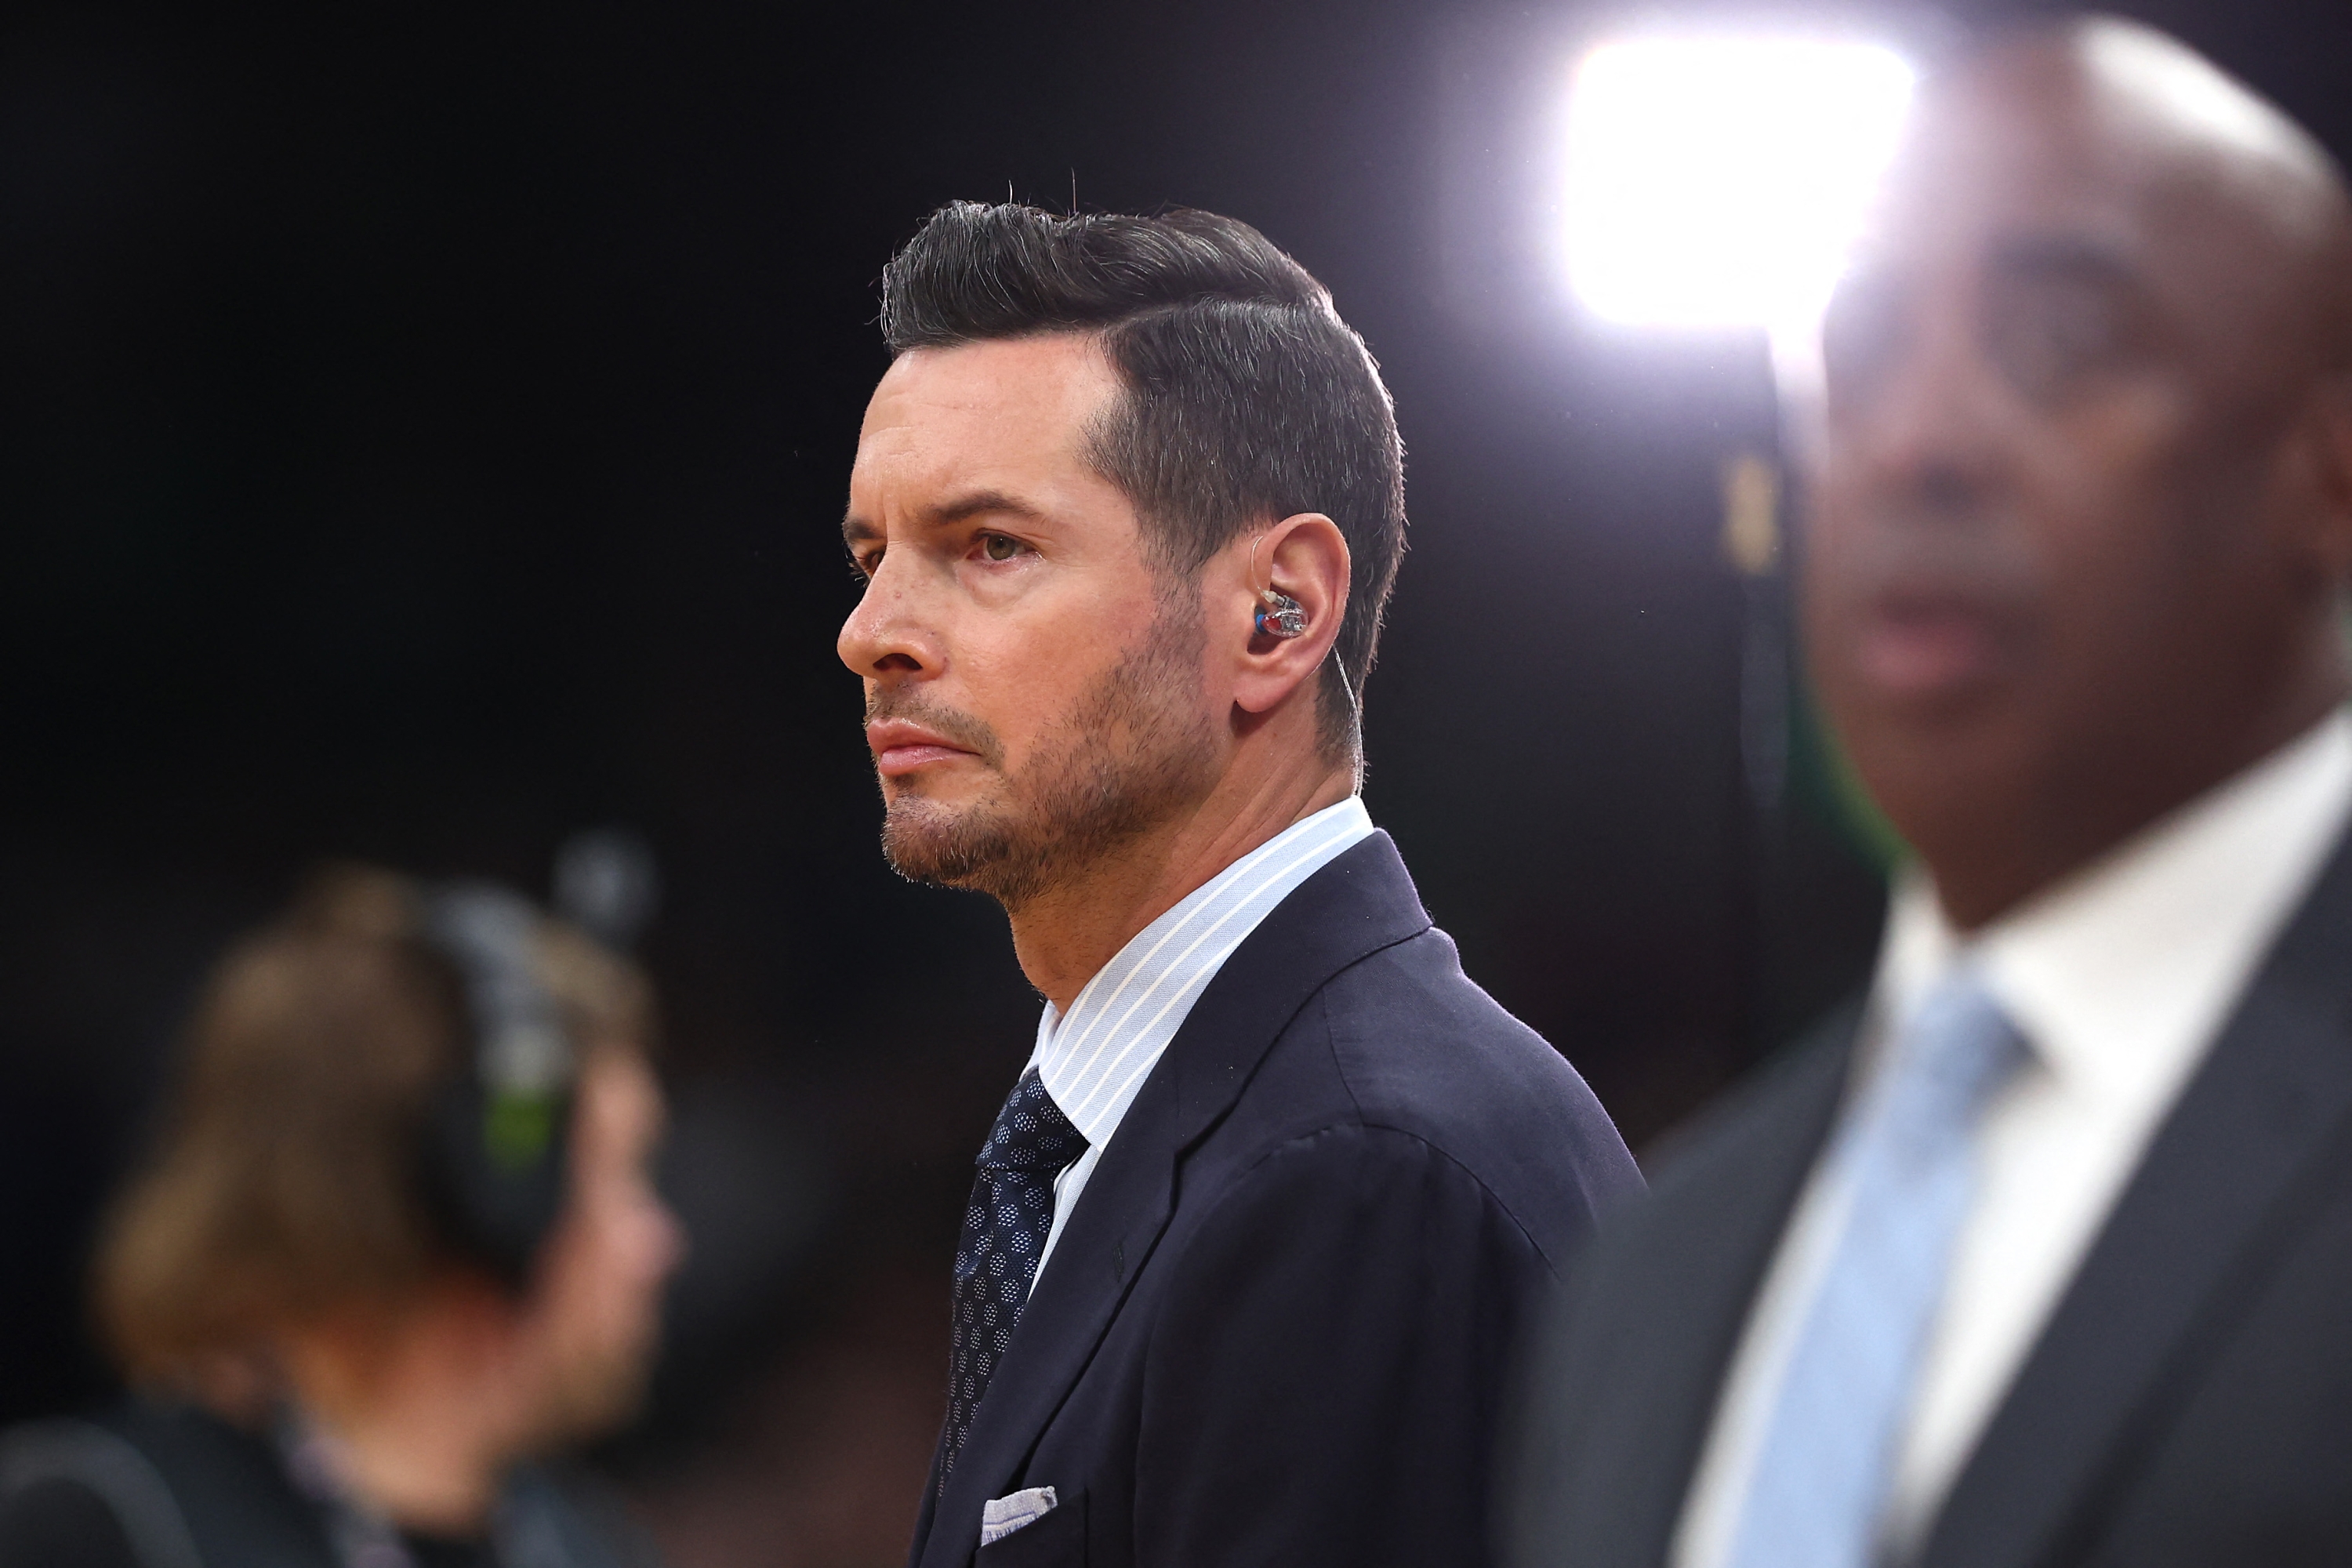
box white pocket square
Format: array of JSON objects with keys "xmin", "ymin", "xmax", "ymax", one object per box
[{"xmin": 980, "ymin": 1486, "xmax": 1058, "ymax": 1546}]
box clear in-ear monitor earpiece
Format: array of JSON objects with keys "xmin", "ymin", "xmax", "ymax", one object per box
[
  {"xmin": 1248, "ymin": 533, "xmax": 1308, "ymax": 640},
  {"xmin": 1256, "ymin": 590, "xmax": 1307, "ymax": 639}
]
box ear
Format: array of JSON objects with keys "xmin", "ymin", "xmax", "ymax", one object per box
[
  {"xmin": 1225, "ymin": 513, "xmax": 1351, "ymax": 718},
  {"xmin": 2303, "ymin": 374, "xmax": 2352, "ymax": 584}
]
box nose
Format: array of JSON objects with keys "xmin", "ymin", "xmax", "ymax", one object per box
[{"xmin": 838, "ymin": 550, "xmax": 938, "ymax": 681}]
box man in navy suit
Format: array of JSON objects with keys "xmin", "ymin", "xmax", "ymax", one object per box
[{"xmin": 837, "ymin": 201, "xmax": 1641, "ymax": 1567}]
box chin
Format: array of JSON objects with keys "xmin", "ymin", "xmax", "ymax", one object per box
[
  {"xmin": 1850, "ymin": 707, "xmax": 2036, "ymax": 845},
  {"xmin": 880, "ymin": 797, "xmax": 1029, "ymax": 894},
  {"xmin": 535, "ymin": 1349, "xmax": 653, "ymax": 1449}
]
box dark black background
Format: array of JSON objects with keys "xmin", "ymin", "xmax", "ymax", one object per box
[{"xmin": 4, "ymin": 0, "xmax": 2347, "ymax": 1560}]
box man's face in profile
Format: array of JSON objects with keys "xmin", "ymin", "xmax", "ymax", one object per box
[
  {"xmin": 839, "ymin": 335, "xmax": 1217, "ymax": 908},
  {"xmin": 1802, "ymin": 50, "xmax": 2347, "ymax": 907}
]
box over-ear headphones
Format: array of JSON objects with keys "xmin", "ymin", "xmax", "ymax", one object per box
[
  {"xmin": 416, "ymin": 830, "xmax": 658, "ymax": 1284},
  {"xmin": 419, "ymin": 883, "xmax": 578, "ymax": 1284}
]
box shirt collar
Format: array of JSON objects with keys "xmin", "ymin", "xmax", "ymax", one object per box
[
  {"xmin": 1029, "ymin": 796, "xmax": 1376, "ymax": 1146},
  {"xmin": 1878, "ymin": 709, "xmax": 2352, "ymax": 1103}
]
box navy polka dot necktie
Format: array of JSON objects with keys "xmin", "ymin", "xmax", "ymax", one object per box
[{"xmin": 941, "ymin": 1066, "xmax": 1087, "ymax": 1487}]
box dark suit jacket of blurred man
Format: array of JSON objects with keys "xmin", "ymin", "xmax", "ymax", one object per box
[
  {"xmin": 910, "ymin": 830, "xmax": 1642, "ymax": 1568},
  {"xmin": 1506, "ymin": 749, "xmax": 2352, "ymax": 1568}
]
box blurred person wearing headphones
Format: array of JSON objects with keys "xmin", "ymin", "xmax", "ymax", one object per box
[{"xmin": 0, "ymin": 862, "xmax": 684, "ymax": 1568}]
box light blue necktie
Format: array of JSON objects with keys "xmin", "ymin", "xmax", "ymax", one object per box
[{"xmin": 1722, "ymin": 967, "xmax": 2029, "ymax": 1568}]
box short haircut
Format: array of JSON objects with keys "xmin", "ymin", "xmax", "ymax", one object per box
[
  {"xmin": 93, "ymin": 865, "xmax": 652, "ymax": 1397},
  {"xmin": 879, "ymin": 201, "xmax": 1407, "ymax": 755}
]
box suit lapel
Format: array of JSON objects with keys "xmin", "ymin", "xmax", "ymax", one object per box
[
  {"xmin": 1922, "ymin": 829, "xmax": 2352, "ymax": 1568},
  {"xmin": 915, "ymin": 833, "xmax": 1433, "ymax": 1568}
]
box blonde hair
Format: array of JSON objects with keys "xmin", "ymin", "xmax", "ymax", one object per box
[{"xmin": 93, "ymin": 863, "xmax": 653, "ymax": 1394}]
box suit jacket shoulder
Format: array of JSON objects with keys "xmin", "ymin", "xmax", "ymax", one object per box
[{"xmin": 1312, "ymin": 920, "xmax": 1645, "ymax": 1267}]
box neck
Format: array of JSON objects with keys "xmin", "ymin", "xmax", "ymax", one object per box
[
  {"xmin": 278, "ymin": 1287, "xmax": 524, "ymax": 1537},
  {"xmin": 1007, "ymin": 750, "xmax": 1356, "ymax": 1013}
]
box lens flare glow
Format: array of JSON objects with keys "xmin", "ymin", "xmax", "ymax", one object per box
[{"xmin": 1559, "ymin": 37, "xmax": 1916, "ymax": 333}]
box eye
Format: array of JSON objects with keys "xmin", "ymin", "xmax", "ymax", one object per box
[
  {"xmin": 848, "ymin": 546, "xmax": 881, "ymax": 582},
  {"xmin": 978, "ymin": 532, "xmax": 1028, "ymax": 563},
  {"xmin": 1984, "ymin": 274, "xmax": 2137, "ymax": 406}
]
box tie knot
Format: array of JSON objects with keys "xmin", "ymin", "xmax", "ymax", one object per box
[
  {"xmin": 1885, "ymin": 966, "xmax": 2029, "ymax": 1119},
  {"xmin": 979, "ymin": 1068, "xmax": 1087, "ymax": 1176}
]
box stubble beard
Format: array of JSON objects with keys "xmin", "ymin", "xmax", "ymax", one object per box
[{"xmin": 877, "ymin": 591, "xmax": 1217, "ymax": 911}]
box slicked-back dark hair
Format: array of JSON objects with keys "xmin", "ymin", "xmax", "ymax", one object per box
[{"xmin": 878, "ymin": 201, "xmax": 1406, "ymax": 756}]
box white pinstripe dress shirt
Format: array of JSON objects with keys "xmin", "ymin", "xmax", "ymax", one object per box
[{"xmin": 1024, "ymin": 796, "xmax": 1376, "ymax": 1283}]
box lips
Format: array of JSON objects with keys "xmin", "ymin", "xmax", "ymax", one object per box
[
  {"xmin": 1853, "ymin": 588, "xmax": 2013, "ymax": 702},
  {"xmin": 866, "ymin": 717, "xmax": 978, "ymax": 778}
]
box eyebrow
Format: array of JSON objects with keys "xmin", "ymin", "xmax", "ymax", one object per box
[
  {"xmin": 840, "ymin": 488, "xmax": 1051, "ymax": 550},
  {"xmin": 1984, "ymin": 234, "xmax": 2143, "ymax": 290}
]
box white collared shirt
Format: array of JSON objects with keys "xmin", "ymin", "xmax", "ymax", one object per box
[
  {"xmin": 1674, "ymin": 710, "xmax": 2352, "ymax": 1568},
  {"xmin": 1024, "ymin": 796, "xmax": 1376, "ymax": 1283}
]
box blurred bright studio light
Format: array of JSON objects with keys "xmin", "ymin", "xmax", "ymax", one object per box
[{"xmin": 1559, "ymin": 37, "xmax": 1916, "ymax": 334}]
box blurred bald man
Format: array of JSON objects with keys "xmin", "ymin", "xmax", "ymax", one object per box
[{"xmin": 1506, "ymin": 19, "xmax": 2352, "ymax": 1568}]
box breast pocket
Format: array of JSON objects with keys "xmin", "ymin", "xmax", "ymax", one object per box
[{"xmin": 974, "ymin": 1486, "xmax": 1086, "ymax": 1566}]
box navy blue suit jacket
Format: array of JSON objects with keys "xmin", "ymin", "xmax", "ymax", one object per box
[{"xmin": 908, "ymin": 831, "xmax": 1642, "ymax": 1568}]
